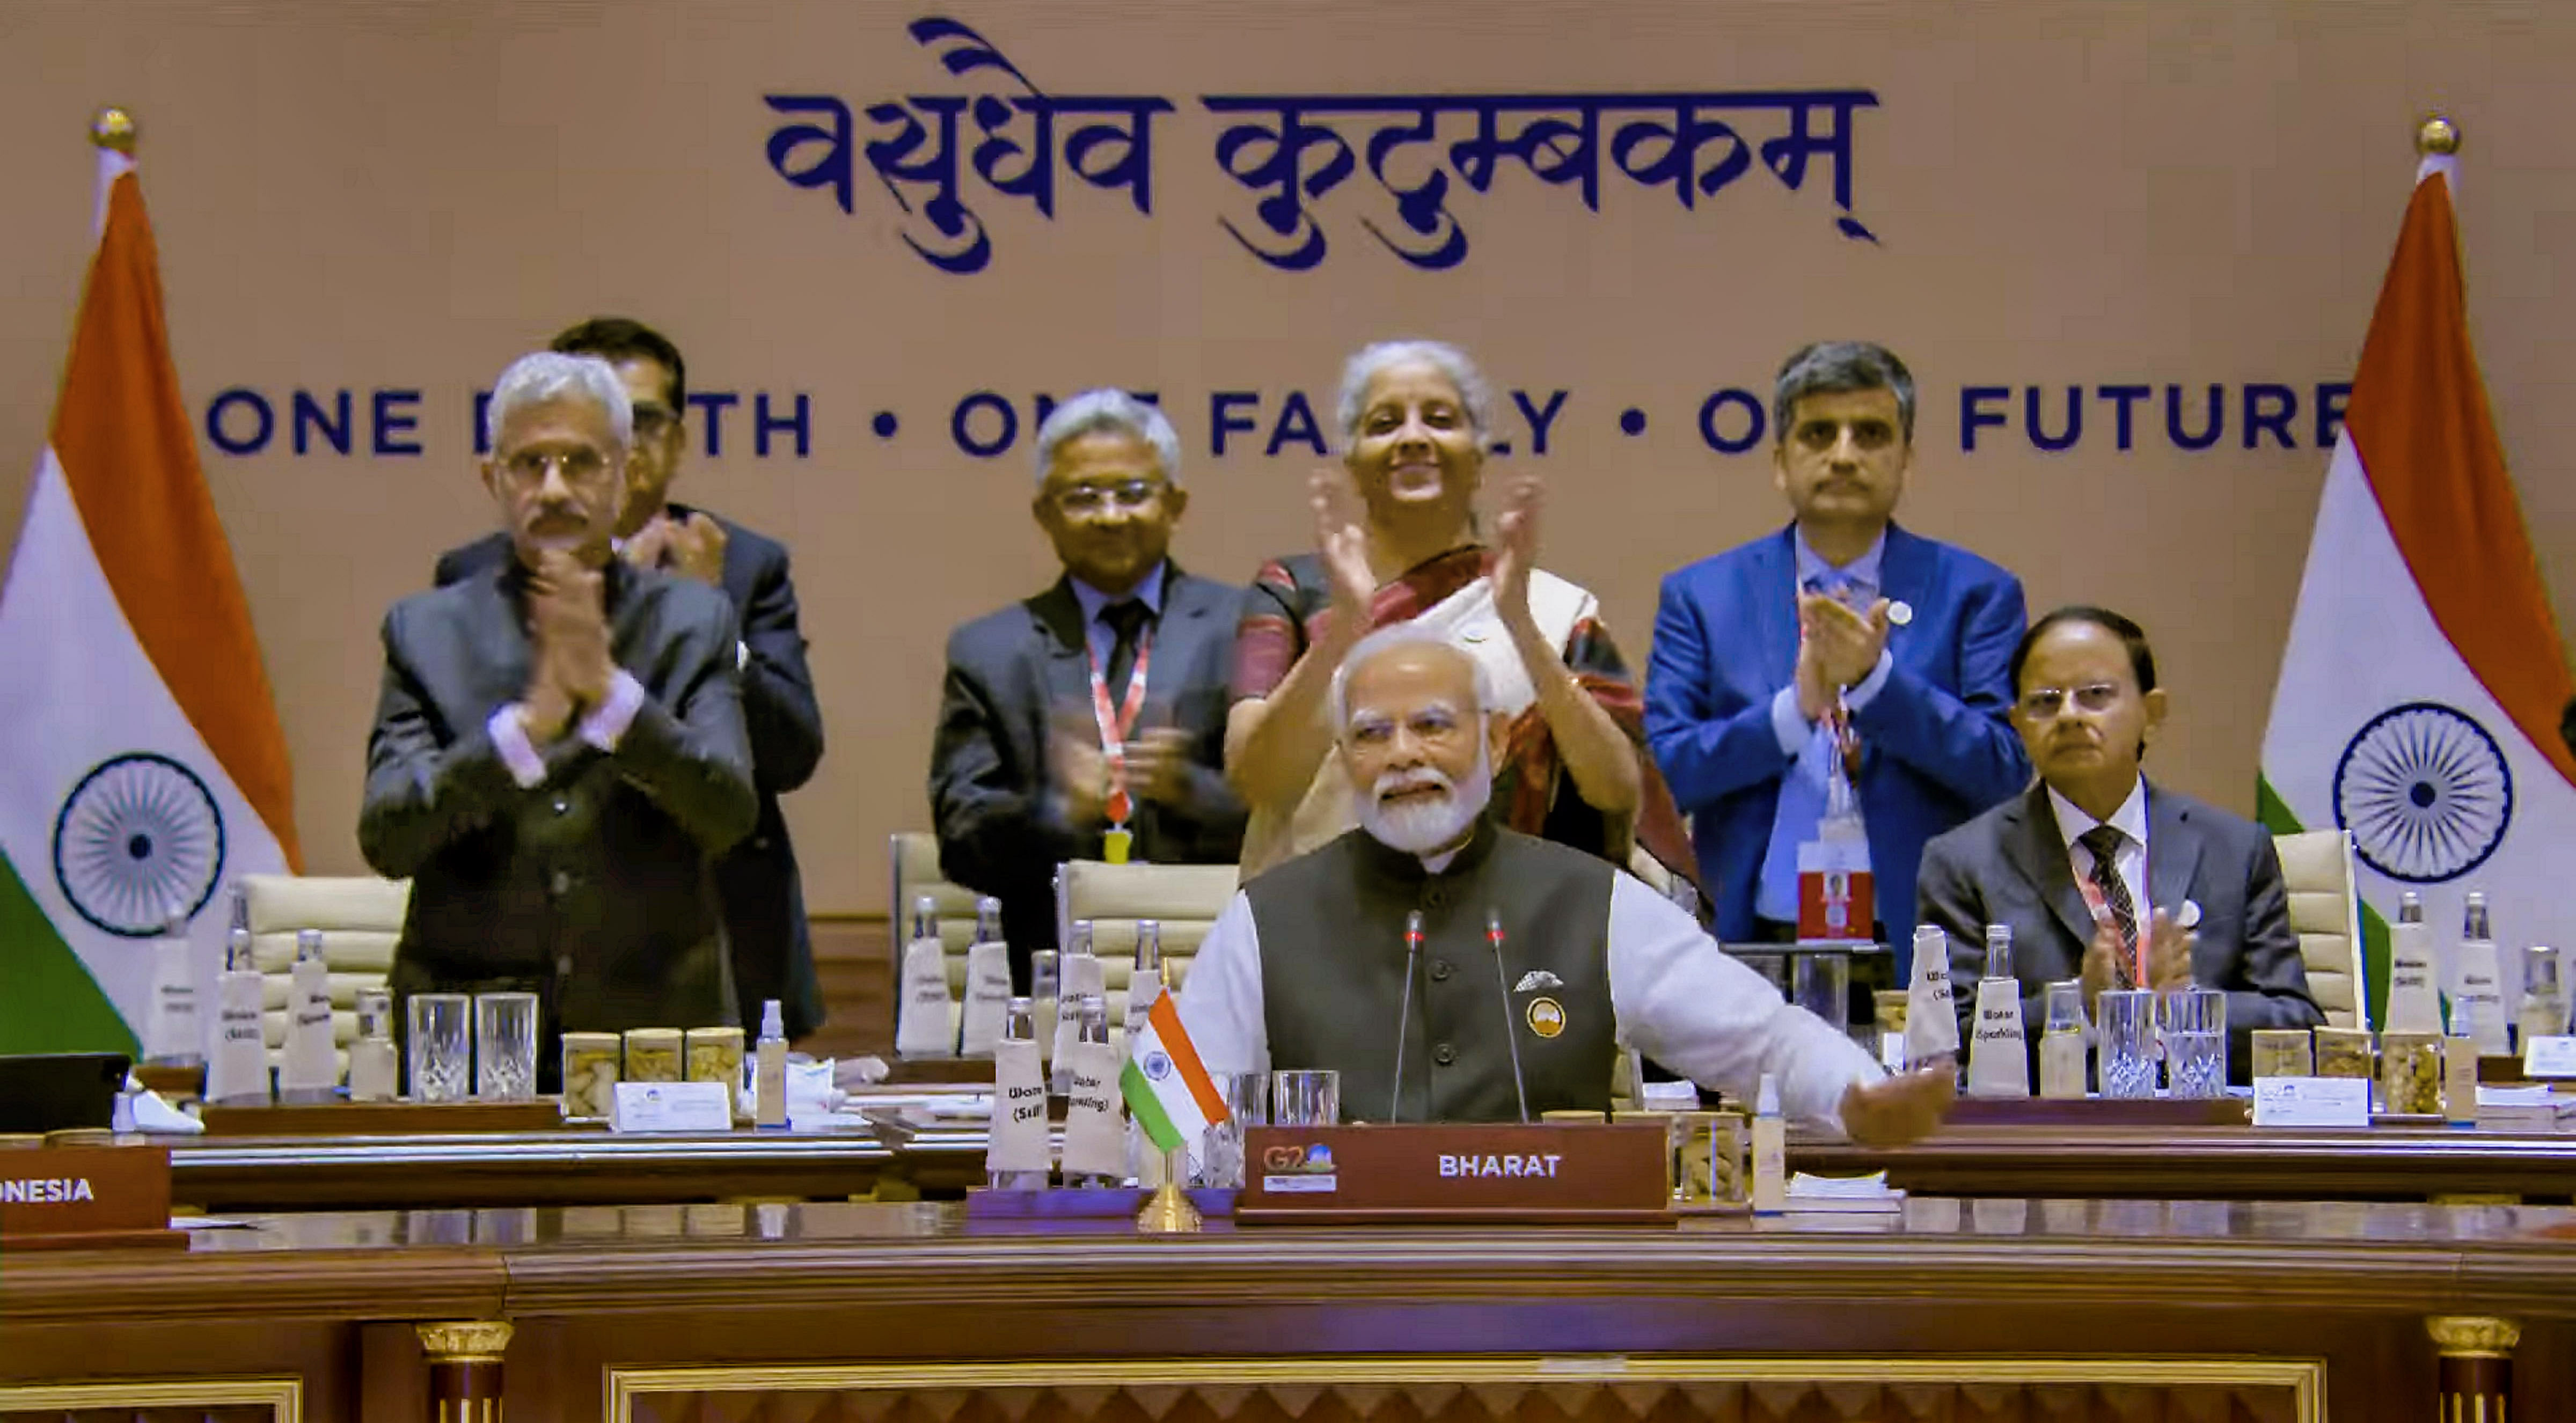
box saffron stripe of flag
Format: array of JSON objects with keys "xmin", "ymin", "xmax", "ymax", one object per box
[{"xmin": 1119, "ymin": 988, "xmax": 1230, "ymax": 1154}]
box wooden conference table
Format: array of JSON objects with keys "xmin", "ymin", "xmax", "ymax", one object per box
[
  {"xmin": 163, "ymin": 1118, "xmax": 2576, "ymax": 1211},
  {"xmin": 4, "ymin": 1195, "xmax": 2572, "ymax": 1423}
]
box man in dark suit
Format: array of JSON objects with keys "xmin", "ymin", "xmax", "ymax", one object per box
[
  {"xmin": 1646, "ymin": 342, "xmax": 2031, "ymax": 978},
  {"xmin": 1916, "ymin": 606, "xmax": 2322, "ymax": 1082},
  {"xmin": 364, "ymin": 352, "xmax": 756, "ymax": 1076},
  {"xmin": 434, "ymin": 318, "xmax": 826, "ymax": 1039},
  {"xmin": 931, "ymin": 390, "xmax": 1246, "ymax": 980}
]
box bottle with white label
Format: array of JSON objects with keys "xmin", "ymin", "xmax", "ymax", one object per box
[
  {"xmin": 1051, "ymin": 922, "xmax": 1103, "ymax": 1093},
  {"xmin": 2519, "ymin": 945, "xmax": 2567, "ymax": 1047},
  {"xmin": 1750, "ymin": 1072, "xmax": 1787, "ymax": 1214},
  {"xmin": 894, "ymin": 894, "xmax": 959, "ymax": 1059},
  {"xmin": 987, "ymin": 997, "xmax": 1052, "ymax": 1191},
  {"xmin": 279, "ymin": 928, "xmax": 340, "ymax": 1102},
  {"xmin": 1059, "ymin": 993, "xmax": 1126, "ymax": 1187},
  {"xmin": 346, "ymin": 987, "xmax": 399, "ymax": 1103},
  {"xmin": 2450, "ymin": 892, "xmax": 2510, "ymax": 1053},
  {"xmin": 206, "ymin": 900, "xmax": 273, "ymax": 1107},
  {"xmin": 141, "ymin": 904, "xmax": 202, "ymax": 1068},
  {"xmin": 1964, "ymin": 925, "xmax": 2031, "ymax": 1098},
  {"xmin": 2383, "ymin": 891, "xmax": 2443, "ymax": 1034},
  {"xmin": 754, "ymin": 997, "xmax": 788, "ymax": 1127},
  {"xmin": 1903, "ymin": 923, "xmax": 1959, "ymax": 1072},
  {"xmin": 957, "ymin": 896, "xmax": 1013, "ymax": 1058},
  {"xmin": 1030, "ymin": 949, "xmax": 1062, "ymax": 1076}
]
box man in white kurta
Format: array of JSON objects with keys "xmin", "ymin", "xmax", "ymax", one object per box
[{"xmin": 1181, "ymin": 625, "xmax": 1953, "ymax": 1141}]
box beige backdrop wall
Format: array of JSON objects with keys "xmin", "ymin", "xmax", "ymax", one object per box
[{"xmin": 2, "ymin": 0, "xmax": 2570, "ymax": 916}]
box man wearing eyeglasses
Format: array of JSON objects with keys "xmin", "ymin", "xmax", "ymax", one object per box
[
  {"xmin": 1916, "ymin": 606, "xmax": 2321, "ymax": 1082},
  {"xmin": 1645, "ymin": 342, "xmax": 2031, "ymax": 989},
  {"xmin": 433, "ymin": 318, "xmax": 827, "ymax": 1042},
  {"xmin": 364, "ymin": 351, "xmax": 756, "ymax": 1075},
  {"xmin": 931, "ymin": 390, "xmax": 1247, "ymax": 980}
]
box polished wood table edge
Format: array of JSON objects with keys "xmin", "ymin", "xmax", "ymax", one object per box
[
  {"xmin": 488, "ymin": 1231, "xmax": 2576, "ymax": 1315},
  {"xmin": 8, "ymin": 1213, "xmax": 2576, "ymax": 1325},
  {"xmin": 0, "ymin": 1246, "xmax": 508, "ymax": 1325}
]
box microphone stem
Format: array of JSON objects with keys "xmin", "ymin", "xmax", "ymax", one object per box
[
  {"xmin": 1489, "ymin": 909, "xmax": 1531, "ymax": 1124},
  {"xmin": 1392, "ymin": 910, "xmax": 1424, "ymax": 1122}
]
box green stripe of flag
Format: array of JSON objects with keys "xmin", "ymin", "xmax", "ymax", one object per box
[
  {"xmin": 0, "ymin": 850, "xmax": 137, "ymax": 1054},
  {"xmin": 1119, "ymin": 1058, "xmax": 1187, "ymax": 1153}
]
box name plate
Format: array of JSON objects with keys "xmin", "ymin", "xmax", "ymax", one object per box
[
  {"xmin": 610, "ymin": 1080, "xmax": 735, "ymax": 1133},
  {"xmin": 0, "ymin": 1145, "xmax": 184, "ymax": 1251},
  {"xmin": 2522, "ymin": 1036, "xmax": 2576, "ymax": 1080},
  {"xmin": 1236, "ymin": 1122, "xmax": 1670, "ymax": 1223},
  {"xmin": 2252, "ymin": 1076, "xmax": 2372, "ymax": 1128}
]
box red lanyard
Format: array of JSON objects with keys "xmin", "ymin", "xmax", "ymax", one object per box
[{"xmin": 1087, "ymin": 627, "xmax": 1153, "ymax": 826}]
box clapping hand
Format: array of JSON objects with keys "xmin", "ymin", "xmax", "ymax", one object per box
[{"xmin": 1311, "ymin": 468, "xmax": 1375, "ymax": 627}]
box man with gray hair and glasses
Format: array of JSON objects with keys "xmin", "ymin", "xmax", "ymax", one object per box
[
  {"xmin": 931, "ymin": 390, "xmax": 1247, "ymax": 981},
  {"xmin": 361, "ymin": 351, "xmax": 756, "ymax": 1077},
  {"xmin": 1645, "ymin": 342, "xmax": 2031, "ymax": 994}
]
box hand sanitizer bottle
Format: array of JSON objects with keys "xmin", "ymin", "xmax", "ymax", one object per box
[{"xmin": 754, "ymin": 997, "xmax": 789, "ymax": 1128}]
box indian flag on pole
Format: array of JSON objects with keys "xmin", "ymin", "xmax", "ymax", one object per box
[
  {"xmin": 2260, "ymin": 121, "xmax": 2576, "ymax": 1025},
  {"xmin": 0, "ymin": 112, "xmax": 302, "ymax": 1054},
  {"xmin": 1121, "ymin": 987, "xmax": 1230, "ymax": 1156}
]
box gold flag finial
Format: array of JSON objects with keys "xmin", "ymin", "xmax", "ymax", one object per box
[
  {"xmin": 2416, "ymin": 114, "xmax": 2461, "ymax": 157},
  {"xmin": 90, "ymin": 107, "xmax": 137, "ymax": 155}
]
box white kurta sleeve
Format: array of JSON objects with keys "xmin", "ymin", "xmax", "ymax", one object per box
[
  {"xmin": 1606, "ymin": 874, "xmax": 1885, "ymax": 1129},
  {"xmin": 1175, "ymin": 890, "xmax": 1270, "ymax": 1079}
]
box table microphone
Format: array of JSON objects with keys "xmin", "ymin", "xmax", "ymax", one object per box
[
  {"xmin": 1488, "ymin": 908, "xmax": 1532, "ymax": 1124},
  {"xmin": 1389, "ymin": 909, "xmax": 1425, "ymax": 1121}
]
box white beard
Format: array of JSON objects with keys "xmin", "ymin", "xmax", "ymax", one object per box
[{"xmin": 1356, "ymin": 743, "xmax": 1494, "ymax": 856}]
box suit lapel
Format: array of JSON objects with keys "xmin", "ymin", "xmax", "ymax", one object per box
[
  {"xmin": 1877, "ymin": 523, "xmax": 1929, "ymax": 663},
  {"xmin": 1151, "ymin": 567, "xmax": 1218, "ymax": 702},
  {"xmin": 2006, "ymin": 783, "xmax": 2100, "ymax": 956},
  {"xmin": 2146, "ymin": 783, "xmax": 2202, "ymax": 920},
  {"xmin": 1749, "ymin": 527, "xmax": 1798, "ymax": 692},
  {"xmin": 1028, "ymin": 576, "xmax": 1092, "ymax": 708}
]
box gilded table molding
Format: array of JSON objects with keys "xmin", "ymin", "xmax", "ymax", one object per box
[
  {"xmin": 603, "ymin": 1355, "xmax": 2325, "ymax": 1423},
  {"xmin": 0, "ymin": 1375, "xmax": 302, "ymax": 1420}
]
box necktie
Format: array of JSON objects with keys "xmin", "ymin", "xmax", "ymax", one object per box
[
  {"xmin": 1100, "ymin": 599, "xmax": 1150, "ymax": 695},
  {"xmin": 2079, "ymin": 824, "xmax": 2138, "ymax": 988}
]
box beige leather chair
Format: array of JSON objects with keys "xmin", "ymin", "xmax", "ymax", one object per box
[
  {"xmin": 246, "ymin": 873, "xmax": 409, "ymax": 1073},
  {"xmin": 1055, "ymin": 858, "xmax": 1240, "ymax": 1053},
  {"xmin": 2274, "ymin": 829, "xmax": 2367, "ymax": 1029}
]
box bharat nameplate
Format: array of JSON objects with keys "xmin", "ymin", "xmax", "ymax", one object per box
[
  {"xmin": 1237, "ymin": 1122, "xmax": 1670, "ymax": 1223},
  {"xmin": 0, "ymin": 1143, "xmax": 185, "ymax": 1251}
]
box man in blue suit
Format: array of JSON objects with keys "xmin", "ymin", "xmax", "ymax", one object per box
[{"xmin": 1645, "ymin": 342, "xmax": 2030, "ymax": 976}]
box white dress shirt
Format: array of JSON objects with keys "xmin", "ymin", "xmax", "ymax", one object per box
[
  {"xmin": 1176, "ymin": 861, "xmax": 1886, "ymax": 1129},
  {"xmin": 2047, "ymin": 776, "xmax": 2150, "ymax": 922}
]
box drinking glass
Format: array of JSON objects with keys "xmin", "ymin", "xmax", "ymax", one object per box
[
  {"xmin": 1196, "ymin": 1070, "xmax": 1267, "ymax": 1188},
  {"xmin": 406, "ymin": 993, "xmax": 471, "ymax": 1102},
  {"xmin": 2095, "ymin": 989, "xmax": 2158, "ymax": 1099},
  {"xmin": 1270, "ymin": 1069, "xmax": 1341, "ymax": 1127},
  {"xmin": 472, "ymin": 992, "xmax": 538, "ymax": 1101},
  {"xmin": 1793, "ymin": 951, "xmax": 1851, "ymax": 1035},
  {"xmin": 2161, "ymin": 987, "xmax": 2228, "ymax": 1099}
]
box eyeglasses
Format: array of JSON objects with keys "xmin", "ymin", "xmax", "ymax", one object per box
[
  {"xmin": 632, "ymin": 405, "xmax": 680, "ymax": 441},
  {"xmin": 2017, "ymin": 684, "xmax": 2125, "ymax": 720},
  {"xmin": 499, "ymin": 446, "xmax": 617, "ymax": 489},
  {"xmin": 1051, "ymin": 479, "xmax": 1166, "ymax": 515}
]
